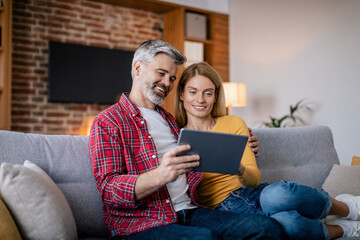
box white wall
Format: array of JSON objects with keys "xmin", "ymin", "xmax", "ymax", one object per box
[
  {"xmin": 159, "ymin": 0, "xmax": 229, "ymax": 14},
  {"xmin": 230, "ymin": 0, "xmax": 360, "ymax": 165}
]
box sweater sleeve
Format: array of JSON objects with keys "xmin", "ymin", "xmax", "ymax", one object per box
[{"xmin": 227, "ymin": 116, "xmax": 261, "ymax": 188}]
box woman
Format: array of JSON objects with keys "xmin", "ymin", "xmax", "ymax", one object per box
[{"xmin": 174, "ymin": 62, "xmax": 360, "ymax": 239}]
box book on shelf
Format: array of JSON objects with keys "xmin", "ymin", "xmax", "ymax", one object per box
[{"xmin": 184, "ymin": 40, "xmax": 204, "ymax": 67}]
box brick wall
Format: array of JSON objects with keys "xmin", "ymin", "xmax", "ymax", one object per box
[{"xmin": 12, "ymin": 0, "xmax": 162, "ymax": 134}]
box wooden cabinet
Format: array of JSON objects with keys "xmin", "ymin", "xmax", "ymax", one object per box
[
  {"xmin": 91, "ymin": 0, "xmax": 229, "ymax": 114},
  {"xmin": 161, "ymin": 5, "xmax": 229, "ymax": 114},
  {"xmin": 0, "ymin": 0, "xmax": 12, "ymax": 130}
]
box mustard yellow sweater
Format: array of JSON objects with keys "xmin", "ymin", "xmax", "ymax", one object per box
[{"xmin": 197, "ymin": 115, "xmax": 261, "ymax": 208}]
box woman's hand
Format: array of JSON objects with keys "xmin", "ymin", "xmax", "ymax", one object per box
[{"xmin": 248, "ymin": 128, "xmax": 260, "ymax": 157}]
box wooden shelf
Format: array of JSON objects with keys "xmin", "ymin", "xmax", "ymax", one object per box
[{"xmin": 184, "ymin": 37, "xmax": 214, "ymax": 45}]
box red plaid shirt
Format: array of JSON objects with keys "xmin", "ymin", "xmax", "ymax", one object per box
[{"xmin": 88, "ymin": 93, "xmax": 203, "ymax": 237}]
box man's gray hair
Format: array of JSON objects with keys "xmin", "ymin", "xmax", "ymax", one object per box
[{"xmin": 131, "ymin": 39, "xmax": 187, "ymax": 79}]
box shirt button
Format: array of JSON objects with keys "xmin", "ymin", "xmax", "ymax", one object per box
[
  {"xmin": 166, "ymin": 199, "xmax": 170, "ymax": 204},
  {"xmin": 152, "ymin": 155, "xmax": 156, "ymax": 159},
  {"xmin": 132, "ymin": 114, "xmax": 135, "ymax": 117},
  {"xmin": 140, "ymin": 121, "xmax": 144, "ymax": 124},
  {"xmin": 148, "ymin": 135, "xmax": 152, "ymax": 139}
]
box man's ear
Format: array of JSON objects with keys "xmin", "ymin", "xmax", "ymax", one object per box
[{"xmin": 133, "ymin": 61, "xmax": 142, "ymax": 76}]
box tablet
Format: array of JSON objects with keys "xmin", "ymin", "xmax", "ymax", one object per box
[{"xmin": 177, "ymin": 128, "xmax": 248, "ymax": 175}]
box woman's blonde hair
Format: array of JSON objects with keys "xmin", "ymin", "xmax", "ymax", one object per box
[{"xmin": 175, "ymin": 62, "xmax": 226, "ymax": 128}]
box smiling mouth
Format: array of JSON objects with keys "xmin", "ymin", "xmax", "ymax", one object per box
[
  {"xmin": 152, "ymin": 84, "xmax": 168, "ymax": 97},
  {"xmin": 156, "ymin": 86, "xmax": 165, "ymax": 93},
  {"xmin": 193, "ymin": 106, "xmax": 206, "ymax": 110}
]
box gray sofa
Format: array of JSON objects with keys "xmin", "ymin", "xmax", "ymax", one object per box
[{"xmin": 0, "ymin": 126, "xmax": 358, "ymax": 239}]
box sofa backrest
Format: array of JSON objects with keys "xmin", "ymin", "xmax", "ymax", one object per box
[
  {"xmin": 253, "ymin": 126, "xmax": 340, "ymax": 189},
  {"xmin": 0, "ymin": 130, "xmax": 107, "ymax": 238}
]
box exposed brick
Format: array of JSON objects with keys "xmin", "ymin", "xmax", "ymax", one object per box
[
  {"xmin": 12, "ymin": 126, "xmax": 33, "ymax": 132},
  {"xmin": 32, "ymin": 112, "xmax": 44, "ymax": 117},
  {"xmin": 12, "ymin": 89, "xmax": 36, "ymax": 95},
  {"xmin": 12, "ymin": 110, "xmax": 32, "ymax": 116},
  {"xmin": 37, "ymin": 0, "xmax": 74, "ymax": 11},
  {"xmin": 81, "ymin": 1, "xmax": 103, "ymax": 9},
  {"xmin": 33, "ymin": 126, "xmax": 45, "ymax": 131},
  {"xmin": 12, "ymin": 103, "xmax": 37, "ymax": 109},
  {"xmin": 13, "ymin": 74, "xmax": 38, "ymax": 81},
  {"xmin": 66, "ymin": 120, "xmax": 83, "ymax": 125},
  {"xmin": 46, "ymin": 112, "xmax": 71, "ymax": 118},
  {"xmin": 55, "ymin": 9, "xmax": 78, "ymax": 18},
  {"xmin": 13, "ymin": 60, "xmax": 37, "ymax": 67},
  {"xmin": 43, "ymin": 119, "xmax": 65, "ymax": 125},
  {"xmin": 13, "ymin": 10, "xmax": 33, "ymax": 18},
  {"xmin": 27, "ymin": 6, "xmax": 53, "ymax": 14},
  {"xmin": 13, "ymin": 45, "xmax": 40, "ymax": 54},
  {"xmin": 11, "ymin": 0, "xmax": 162, "ymax": 135},
  {"xmin": 12, "ymin": 23, "xmax": 32, "ymax": 32},
  {"xmin": 32, "ymin": 97, "xmax": 45, "ymax": 103},
  {"xmin": 12, "ymin": 95, "xmax": 30, "ymax": 102}
]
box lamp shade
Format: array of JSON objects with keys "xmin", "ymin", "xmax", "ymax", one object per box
[{"xmin": 223, "ymin": 82, "xmax": 247, "ymax": 107}]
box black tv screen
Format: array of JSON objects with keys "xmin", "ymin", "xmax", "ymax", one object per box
[{"xmin": 48, "ymin": 41, "xmax": 134, "ymax": 105}]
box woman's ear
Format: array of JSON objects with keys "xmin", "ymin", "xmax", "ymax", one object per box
[
  {"xmin": 133, "ymin": 61, "xmax": 142, "ymax": 77},
  {"xmin": 179, "ymin": 89, "xmax": 184, "ymax": 101}
]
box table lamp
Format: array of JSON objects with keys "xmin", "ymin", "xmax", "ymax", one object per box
[{"xmin": 223, "ymin": 82, "xmax": 247, "ymax": 115}]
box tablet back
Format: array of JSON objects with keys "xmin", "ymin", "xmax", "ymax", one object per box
[{"xmin": 177, "ymin": 129, "xmax": 248, "ymax": 175}]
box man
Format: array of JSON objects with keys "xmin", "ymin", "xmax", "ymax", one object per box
[{"xmin": 88, "ymin": 39, "xmax": 284, "ymax": 239}]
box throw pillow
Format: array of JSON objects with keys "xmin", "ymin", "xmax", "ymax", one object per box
[
  {"xmin": 322, "ymin": 164, "xmax": 360, "ymax": 197},
  {"xmin": 0, "ymin": 160, "xmax": 77, "ymax": 240},
  {"xmin": 352, "ymin": 156, "xmax": 360, "ymax": 166},
  {"xmin": 0, "ymin": 193, "xmax": 22, "ymax": 240}
]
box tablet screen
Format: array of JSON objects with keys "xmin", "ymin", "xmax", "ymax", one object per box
[{"xmin": 177, "ymin": 129, "xmax": 248, "ymax": 174}]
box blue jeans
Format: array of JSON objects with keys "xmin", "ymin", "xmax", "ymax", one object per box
[
  {"xmin": 118, "ymin": 207, "xmax": 284, "ymax": 239},
  {"xmin": 216, "ymin": 181, "xmax": 332, "ymax": 240}
]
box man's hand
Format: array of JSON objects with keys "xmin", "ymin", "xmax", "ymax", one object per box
[
  {"xmin": 135, "ymin": 145, "xmax": 199, "ymax": 200},
  {"xmin": 158, "ymin": 144, "xmax": 200, "ymax": 183},
  {"xmin": 248, "ymin": 128, "xmax": 260, "ymax": 157}
]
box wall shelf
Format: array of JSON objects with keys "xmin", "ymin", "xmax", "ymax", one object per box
[{"xmin": 184, "ymin": 37, "xmax": 214, "ymax": 45}]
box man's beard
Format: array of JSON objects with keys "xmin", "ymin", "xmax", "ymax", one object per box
[{"xmin": 143, "ymin": 81, "xmax": 169, "ymax": 106}]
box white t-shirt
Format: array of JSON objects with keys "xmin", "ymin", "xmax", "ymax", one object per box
[{"xmin": 139, "ymin": 107, "xmax": 197, "ymax": 212}]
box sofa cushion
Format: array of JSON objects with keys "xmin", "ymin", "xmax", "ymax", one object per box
[
  {"xmin": 0, "ymin": 160, "xmax": 77, "ymax": 240},
  {"xmin": 0, "ymin": 193, "xmax": 22, "ymax": 240},
  {"xmin": 322, "ymin": 164, "xmax": 360, "ymax": 197},
  {"xmin": 253, "ymin": 126, "xmax": 340, "ymax": 189}
]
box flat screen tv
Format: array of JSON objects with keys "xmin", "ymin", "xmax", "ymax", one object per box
[{"xmin": 48, "ymin": 41, "xmax": 134, "ymax": 105}]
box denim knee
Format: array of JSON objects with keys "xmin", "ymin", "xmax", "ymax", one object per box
[
  {"xmin": 259, "ymin": 181, "xmax": 331, "ymax": 219},
  {"xmin": 270, "ymin": 211, "xmax": 327, "ymax": 240}
]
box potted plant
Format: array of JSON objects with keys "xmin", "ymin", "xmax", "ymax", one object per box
[{"xmin": 263, "ymin": 99, "xmax": 313, "ymax": 128}]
